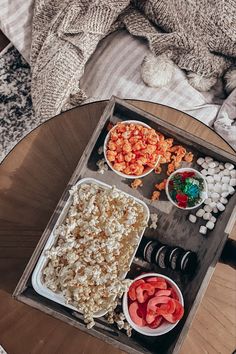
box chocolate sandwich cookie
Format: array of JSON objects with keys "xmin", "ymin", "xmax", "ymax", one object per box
[
  {"xmin": 168, "ymin": 247, "xmax": 184, "ymax": 271},
  {"xmin": 144, "ymin": 241, "xmax": 160, "ymax": 263},
  {"xmin": 154, "ymin": 245, "xmax": 169, "ymax": 269},
  {"xmin": 180, "ymin": 250, "xmax": 198, "ymax": 274}
]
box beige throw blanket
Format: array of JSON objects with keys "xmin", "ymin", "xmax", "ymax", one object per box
[{"xmin": 31, "ymin": 0, "xmax": 236, "ymax": 119}]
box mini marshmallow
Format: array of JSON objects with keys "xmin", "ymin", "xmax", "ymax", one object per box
[
  {"xmin": 214, "ymin": 174, "xmax": 221, "ymax": 182},
  {"xmin": 204, "ymin": 205, "xmax": 212, "ymax": 213},
  {"xmin": 209, "ymin": 201, "xmax": 217, "ymax": 208},
  {"xmin": 213, "ymin": 207, "xmax": 218, "ymax": 214},
  {"xmin": 196, "ymin": 208, "xmax": 205, "ymax": 217},
  {"xmin": 202, "ymin": 162, "xmax": 208, "ymax": 169},
  {"xmin": 189, "ymin": 214, "xmax": 197, "ymax": 223},
  {"xmin": 228, "ymin": 186, "xmax": 235, "ymax": 195},
  {"xmin": 225, "ymin": 162, "xmax": 234, "ymax": 170},
  {"xmin": 230, "ymin": 178, "xmax": 236, "ymax": 187},
  {"xmin": 222, "ymin": 183, "xmax": 229, "ymax": 191},
  {"xmin": 214, "ymin": 161, "xmax": 219, "ymax": 167},
  {"xmin": 220, "ymin": 197, "xmax": 228, "ymax": 204},
  {"xmin": 230, "ymin": 170, "xmax": 236, "ymax": 177},
  {"xmin": 208, "ymin": 168, "xmax": 215, "ymax": 175},
  {"xmin": 221, "ymin": 176, "xmax": 230, "ymax": 184},
  {"xmin": 214, "ymin": 167, "xmax": 220, "ymax": 174},
  {"xmin": 216, "ymin": 202, "xmax": 225, "ymax": 211},
  {"xmin": 210, "ymin": 216, "xmax": 217, "ymax": 223},
  {"xmin": 223, "ymin": 169, "xmax": 230, "ymax": 176},
  {"xmin": 219, "ymin": 163, "xmax": 224, "ymax": 170},
  {"xmin": 219, "ymin": 171, "xmax": 224, "ymax": 177},
  {"xmin": 221, "ymin": 192, "xmax": 229, "ymax": 198},
  {"xmin": 203, "ymin": 212, "xmax": 212, "ymax": 220},
  {"xmin": 207, "ymin": 183, "xmax": 214, "ymax": 191},
  {"xmin": 204, "ymin": 198, "xmax": 212, "ymax": 205},
  {"xmin": 206, "ymin": 176, "xmax": 214, "ymax": 183},
  {"xmin": 199, "ymin": 226, "xmax": 207, "ymax": 235},
  {"xmin": 209, "ymin": 162, "xmax": 217, "ymax": 168},
  {"xmin": 205, "ymin": 156, "xmax": 213, "ymax": 163},
  {"xmin": 211, "ymin": 192, "xmax": 220, "ymax": 201},
  {"xmin": 201, "ymin": 169, "xmax": 208, "ymax": 176},
  {"xmin": 214, "ymin": 183, "xmax": 222, "ymax": 194},
  {"xmin": 206, "ymin": 221, "xmax": 215, "ymax": 230},
  {"xmin": 197, "ymin": 157, "xmax": 205, "ymax": 165}
]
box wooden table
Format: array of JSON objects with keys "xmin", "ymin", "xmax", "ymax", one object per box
[{"xmin": 0, "ymin": 101, "xmax": 235, "ymax": 354}]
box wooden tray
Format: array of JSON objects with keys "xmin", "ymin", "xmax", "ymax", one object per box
[{"xmin": 14, "ymin": 97, "xmax": 236, "ymax": 354}]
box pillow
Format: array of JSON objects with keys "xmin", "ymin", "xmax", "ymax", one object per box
[{"xmin": 0, "ymin": 0, "xmax": 34, "ymax": 62}]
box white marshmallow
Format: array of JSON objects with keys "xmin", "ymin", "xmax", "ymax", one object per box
[
  {"xmin": 207, "ymin": 183, "xmax": 214, "ymax": 191},
  {"xmin": 204, "ymin": 198, "xmax": 212, "ymax": 205},
  {"xmin": 214, "ymin": 174, "xmax": 221, "ymax": 182},
  {"xmin": 214, "ymin": 183, "xmax": 222, "ymax": 194},
  {"xmin": 222, "ymin": 184, "xmax": 229, "ymax": 191},
  {"xmin": 219, "ymin": 163, "xmax": 224, "ymax": 170},
  {"xmin": 223, "ymin": 169, "xmax": 230, "ymax": 176},
  {"xmin": 212, "ymin": 207, "xmax": 218, "ymax": 214},
  {"xmin": 220, "ymin": 197, "xmax": 228, "ymax": 204},
  {"xmin": 214, "ymin": 167, "xmax": 220, "ymax": 174},
  {"xmin": 206, "ymin": 176, "xmax": 214, "ymax": 183},
  {"xmin": 209, "ymin": 162, "xmax": 217, "ymax": 168},
  {"xmin": 202, "ymin": 162, "xmax": 209, "ymax": 169},
  {"xmin": 209, "ymin": 201, "xmax": 217, "ymax": 208},
  {"xmin": 203, "ymin": 212, "xmax": 212, "ymax": 220},
  {"xmin": 208, "ymin": 168, "xmax": 215, "ymax": 175},
  {"xmin": 196, "ymin": 208, "xmax": 205, "ymax": 217},
  {"xmin": 201, "ymin": 169, "xmax": 208, "ymax": 176},
  {"xmin": 197, "ymin": 157, "xmax": 205, "ymax": 165},
  {"xmin": 230, "ymin": 178, "xmax": 236, "ymax": 187},
  {"xmin": 230, "ymin": 170, "xmax": 236, "ymax": 178},
  {"xmin": 228, "ymin": 186, "xmax": 235, "ymax": 195},
  {"xmin": 221, "ymin": 176, "xmax": 230, "ymax": 184},
  {"xmin": 199, "ymin": 226, "xmax": 207, "ymax": 235},
  {"xmin": 216, "ymin": 202, "xmax": 225, "ymax": 211},
  {"xmin": 189, "ymin": 214, "xmax": 197, "ymax": 223},
  {"xmin": 204, "ymin": 205, "xmax": 212, "ymax": 213},
  {"xmin": 221, "ymin": 192, "xmax": 229, "ymax": 198},
  {"xmin": 224, "ymin": 162, "xmax": 234, "ymax": 170},
  {"xmin": 206, "ymin": 221, "xmax": 215, "ymax": 230},
  {"xmin": 210, "ymin": 216, "xmax": 216, "ymax": 223},
  {"xmin": 205, "ymin": 156, "xmax": 213, "ymax": 163},
  {"xmin": 211, "ymin": 192, "xmax": 220, "ymax": 201}
]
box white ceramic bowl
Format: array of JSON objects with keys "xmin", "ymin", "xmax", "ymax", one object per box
[
  {"xmin": 104, "ymin": 120, "xmax": 160, "ymax": 179},
  {"xmin": 123, "ymin": 273, "xmax": 184, "ymax": 336},
  {"xmin": 165, "ymin": 167, "xmax": 208, "ymax": 210}
]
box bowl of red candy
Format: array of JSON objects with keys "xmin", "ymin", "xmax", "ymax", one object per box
[{"xmin": 123, "ymin": 273, "xmax": 184, "ymax": 336}]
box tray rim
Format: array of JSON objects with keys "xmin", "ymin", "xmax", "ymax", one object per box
[{"xmin": 13, "ymin": 97, "xmax": 236, "ymax": 354}]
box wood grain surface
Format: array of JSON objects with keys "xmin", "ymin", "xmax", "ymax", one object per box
[{"xmin": 0, "ymin": 100, "xmax": 235, "ymax": 354}]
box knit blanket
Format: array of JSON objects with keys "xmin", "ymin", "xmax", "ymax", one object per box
[{"xmin": 31, "ymin": 0, "xmax": 236, "ymax": 119}]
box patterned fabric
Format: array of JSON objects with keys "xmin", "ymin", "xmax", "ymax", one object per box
[
  {"xmin": 30, "ymin": 0, "xmax": 236, "ymax": 119},
  {"xmin": 0, "ymin": 44, "xmax": 35, "ymax": 162}
]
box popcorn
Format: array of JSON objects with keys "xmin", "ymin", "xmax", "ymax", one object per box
[
  {"xmin": 43, "ymin": 183, "xmax": 147, "ymax": 325},
  {"xmin": 96, "ymin": 158, "xmax": 108, "ymax": 174},
  {"xmin": 97, "ymin": 146, "xmax": 103, "ymax": 155},
  {"xmin": 149, "ymin": 213, "xmax": 158, "ymax": 229}
]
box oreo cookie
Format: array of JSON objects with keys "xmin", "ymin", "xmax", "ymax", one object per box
[
  {"xmin": 180, "ymin": 251, "xmax": 198, "ymax": 274},
  {"xmin": 168, "ymin": 247, "xmax": 184, "ymax": 271},
  {"xmin": 144, "ymin": 241, "xmax": 160, "ymax": 263},
  {"xmin": 154, "ymin": 245, "xmax": 169, "ymax": 269}
]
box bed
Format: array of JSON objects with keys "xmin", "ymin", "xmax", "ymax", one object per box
[{"xmin": 0, "ymin": 0, "xmax": 235, "ymax": 150}]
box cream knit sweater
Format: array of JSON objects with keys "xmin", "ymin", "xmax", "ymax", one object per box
[{"xmin": 31, "ymin": 0, "xmax": 236, "ymax": 119}]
